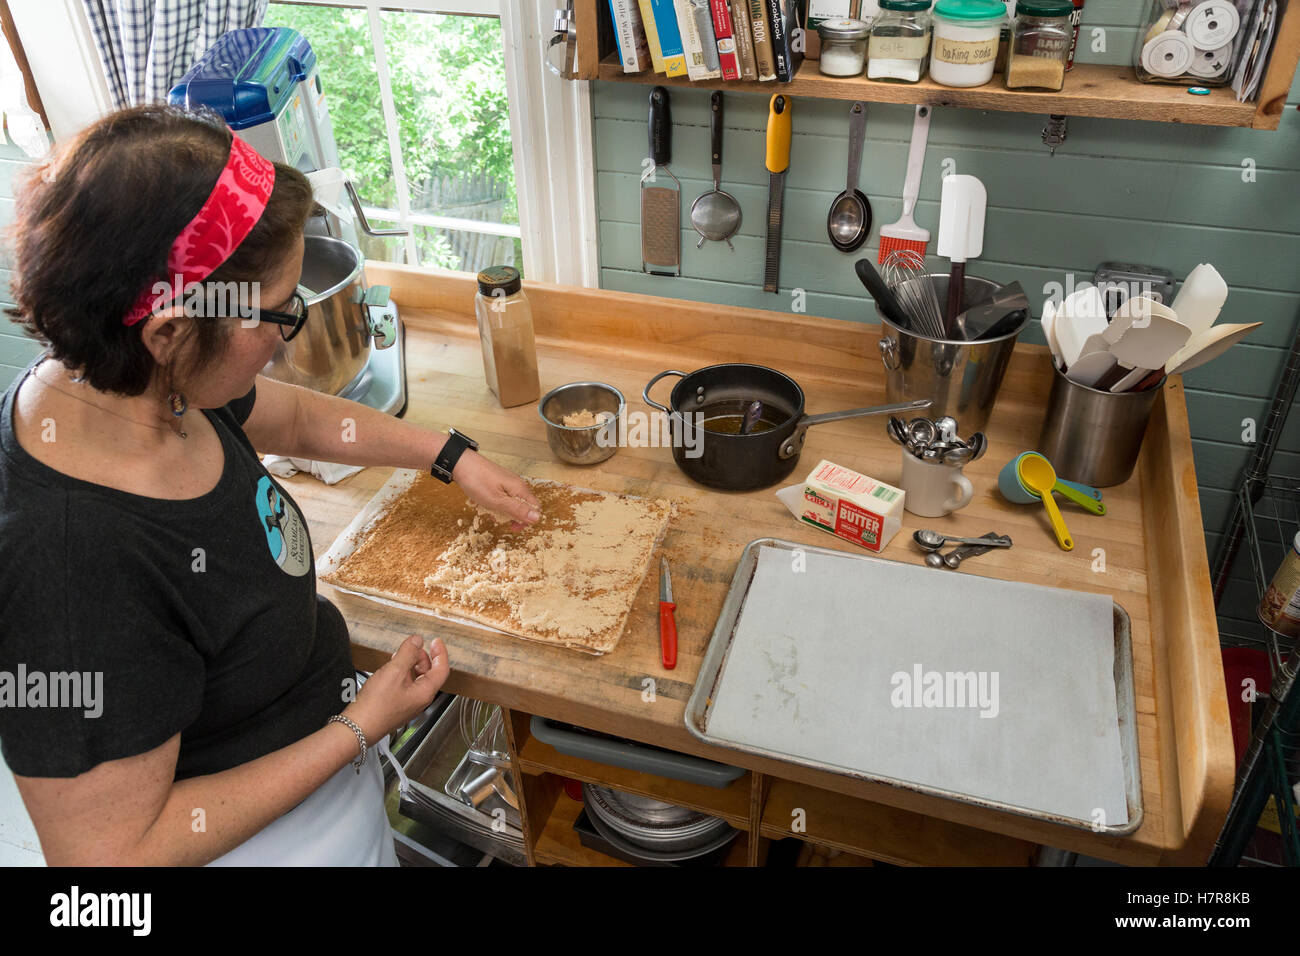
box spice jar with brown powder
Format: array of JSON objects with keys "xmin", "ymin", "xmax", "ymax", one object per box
[
  {"xmin": 474, "ymin": 266, "xmax": 540, "ymax": 408},
  {"xmin": 1005, "ymin": 0, "xmax": 1072, "ymax": 91}
]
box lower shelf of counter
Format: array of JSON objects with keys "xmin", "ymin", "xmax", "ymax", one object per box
[
  {"xmin": 532, "ymin": 791, "xmax": 753, "ymax": 867},
  {"xmin": 506, "ymin": 709, "xmax": 1041, "ymax": 867}
]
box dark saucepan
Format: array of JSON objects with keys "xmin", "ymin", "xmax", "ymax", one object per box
[{"xmin": 642, "ymin": 363, "xmax": 930, "ymax": 491}]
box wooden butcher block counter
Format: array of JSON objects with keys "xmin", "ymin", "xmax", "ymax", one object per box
[{"xmin": 286, "ymin": 263, "xmax": 1234, "ymax": 867}]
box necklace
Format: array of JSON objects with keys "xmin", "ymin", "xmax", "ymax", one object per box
[{"xmin": 31, "ymin": 364, "xmax": 187, "ymax": 439}]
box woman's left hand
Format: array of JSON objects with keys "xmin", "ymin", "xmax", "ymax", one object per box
[{"xmin": 453, "ymin": 450, "xmax": 542, "ymax": 530}]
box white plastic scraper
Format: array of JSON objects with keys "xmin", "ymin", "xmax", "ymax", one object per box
[{"xmin": 937, "ymin": 174, "xmax": 987, "ymax": 335}]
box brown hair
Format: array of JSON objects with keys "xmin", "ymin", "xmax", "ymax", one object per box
[{"xmin": 5, "ymin": 104, "xmax": 315, "ymax": 395}]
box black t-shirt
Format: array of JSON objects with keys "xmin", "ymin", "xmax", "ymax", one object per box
[{"xmin": 0, "ymin": 361, "xmax": 354, "ymax": 779}]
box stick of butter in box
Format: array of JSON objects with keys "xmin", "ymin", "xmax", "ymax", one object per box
[{"xmin": 774, "ymin": 459, "xmax": 905, "ymax": 553}]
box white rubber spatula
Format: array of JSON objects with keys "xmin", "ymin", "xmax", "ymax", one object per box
[{"xmin": 937, "ymin": 175, "xmax": 986, "ymax": 337}]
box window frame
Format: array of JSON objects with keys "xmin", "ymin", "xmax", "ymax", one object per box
[{"xmin": 10, "ymin": 0, "xmax": 599, "ymax": 286}]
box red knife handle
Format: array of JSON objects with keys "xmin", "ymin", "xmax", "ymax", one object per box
[{"xmin": 659, "ymin": 601, "xmax": 678, "ymax": 670}]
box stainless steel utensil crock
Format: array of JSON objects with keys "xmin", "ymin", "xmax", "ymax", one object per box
[
  {"xmin": 1037, "ymin": 361, "xmax": 1165, "ymax": 487},
  {"xmin": 875, "ymin": 274, "xmax": 1023, "ymax": 433}
]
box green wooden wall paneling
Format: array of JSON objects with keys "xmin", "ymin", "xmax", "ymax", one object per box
[{"xmin": 592, "ymin": 4, "xmax": 1300, "ymax": 626}]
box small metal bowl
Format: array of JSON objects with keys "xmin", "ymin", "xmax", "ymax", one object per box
[{"xmin": 538, "ymin": 381, "xmax": 624, "ymax": 465}]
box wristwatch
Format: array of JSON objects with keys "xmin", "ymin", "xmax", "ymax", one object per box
[{"xmin": 431, "ymin": 428, "xmax": 478, "ymax": 483}]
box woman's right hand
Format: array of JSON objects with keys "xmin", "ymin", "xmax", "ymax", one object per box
[{"xmin": 344, "ymin": 635, "xmax": 449, "ymax": 742}]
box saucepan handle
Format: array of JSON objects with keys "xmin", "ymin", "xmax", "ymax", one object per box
[
  {"xmin": 778, "ymin": 398, "xmax": 933, "ymax": 460},
  {"xmin": 642, "ymin": 370, "xmax": 687, "ymax": 414}
]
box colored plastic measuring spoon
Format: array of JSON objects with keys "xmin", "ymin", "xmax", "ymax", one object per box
[
  {"xmin": 1018, "ymin": 453, "xmax": 1074, "ymax": 551},
  {"xmin": 1053, "ymin": 480, "xmax": 1107, "ymax": 516}
]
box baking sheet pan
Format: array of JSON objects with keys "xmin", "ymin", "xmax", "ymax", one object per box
[
  {"xmin": 316, "ymin": 468, "xmax": 673, "ymax": 654},
  {"xmin": 684, "ymin": 538, "xmax": 1143, "ymax": 836}
]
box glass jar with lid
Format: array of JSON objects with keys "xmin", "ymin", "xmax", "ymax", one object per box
[
  {"xmin": 930, "ymin": 0, "xmax": 1006, "ymax": 88},
  {"xmin": 868, "ymin": 1, "xmax": 933, "ymax": 83},
  {"xmin": 817, "ymin": 18, "xmax": 871, "ymax": 76},
  {"xmin": 1005, "ymin": 0, "xmax": 1073, "ymax": 90}
]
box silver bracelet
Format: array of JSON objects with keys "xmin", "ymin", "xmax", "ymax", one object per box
[{"xmin": 327, "ymin": 714, "xmax": 367, "ymax": 773}]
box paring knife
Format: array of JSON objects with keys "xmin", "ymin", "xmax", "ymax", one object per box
[
  {"xmin": 763, "ymin": 94, "xmax": 792, "ymax": 294},
  {"xmin": 659, "ymin": 557, "xmax": 677, "ymax": 670}
]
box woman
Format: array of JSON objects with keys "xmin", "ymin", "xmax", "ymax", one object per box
[{"xmin": 0, "ymin": 105, "xmax": 541, "ymax": 865}]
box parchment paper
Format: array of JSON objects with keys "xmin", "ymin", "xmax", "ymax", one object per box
[{"xmin": 705, "ymin": 544, "xmax": 1129, "ymax": 826}]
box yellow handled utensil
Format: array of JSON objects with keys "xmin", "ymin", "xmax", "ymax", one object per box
[
  {"xmin": 1018, "ymin": 453, "xmax": 1074, "ymax": 551},
  {"xmin": 763, "ymin": 94, "xmax": 792, "ymax": 294},
  {"xmin": 765, "ymin": 94, "xmax": 792, "ymax": 173}
]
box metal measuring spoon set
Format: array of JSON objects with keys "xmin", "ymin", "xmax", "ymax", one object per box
[
  {"xmin": 913, "ymin": 530, "xmax": 1013, "ymax": 571},
  {"xmin": 888, "ymin": 415, "xmax": 987, "ymax": 465}
]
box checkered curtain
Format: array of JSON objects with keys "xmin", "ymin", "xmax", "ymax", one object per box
[{"xmin": 82, "ymin": 0, "xmax": 269, "ymax": 109}]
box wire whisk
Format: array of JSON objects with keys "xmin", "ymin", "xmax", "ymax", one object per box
[{"xmin": 883, "ymin": 249, "xmax": 947, "ymax": 340}]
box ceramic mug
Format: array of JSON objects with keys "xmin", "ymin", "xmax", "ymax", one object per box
[{"xmin": 901, "ymin": 453, "xmax": 974, "ymax": 518}]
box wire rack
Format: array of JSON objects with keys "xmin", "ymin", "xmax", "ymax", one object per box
[{"xmin": 1211, "ymin": 478, "xmax": 1300, "ymax": 866}]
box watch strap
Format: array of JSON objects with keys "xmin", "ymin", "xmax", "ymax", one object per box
[{"xmin": 431, "ymin": 428, "xmax": 477, "ymax": 483}]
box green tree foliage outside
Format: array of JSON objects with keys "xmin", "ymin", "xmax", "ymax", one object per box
[{"xmin": 263, "ymin": 3, "xmax": 519, "ymax": 271}]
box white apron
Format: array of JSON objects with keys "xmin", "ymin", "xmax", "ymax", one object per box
[{"xmin": 206, "ymin": 737, "xmax": 398, "ymax": 867}]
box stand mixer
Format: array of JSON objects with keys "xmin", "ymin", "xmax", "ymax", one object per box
[{"xmin": 170, "ymin": 26, "xmax": 410, "ymax": 416}]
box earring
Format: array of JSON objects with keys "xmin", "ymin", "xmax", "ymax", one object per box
[{"xmin": 167, "ymin": 376, "xmax": 188, "ymax": 440}]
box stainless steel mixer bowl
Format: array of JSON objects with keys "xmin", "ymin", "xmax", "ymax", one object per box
[{"xmin": 261, "ymin": 235, "xmax": 370, "ymax": 395}]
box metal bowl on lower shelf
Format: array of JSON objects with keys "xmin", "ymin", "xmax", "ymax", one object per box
[
  {"xmin": 538, "ymin": 382, "xmax": 624, "ymax": 465},
  {"xmin": 582, "ymin": 783, "xmax": 735, "ymax": 855},
  {"xmin": 582, "ymin": 804, "xmax": 739, "ymax": 865}
]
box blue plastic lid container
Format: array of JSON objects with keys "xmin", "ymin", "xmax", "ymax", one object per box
[{"xmin": 168, "ymin": 27, "xmax": 317, "ymax": 130}]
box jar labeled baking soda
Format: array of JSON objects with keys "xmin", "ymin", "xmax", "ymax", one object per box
[
  {"xmin": 930, "ymin": 0, "xmax": 1005, "ymax": 88},
  {"xmin": 1259, "ymin": 531, "xmax": 1300, "ymax": 637},
  {"xmin": 475, "ymin": 265, "xmax": 540, "ymax": 408}
]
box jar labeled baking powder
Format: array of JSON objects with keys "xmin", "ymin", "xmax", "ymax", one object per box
[
  {"xmin": 930, "ymin": 0, "xmax": 1005, "ymax": 88},
  {"xmin": 1006, "ymin": 0, "xmax": 1073, "ymax": 90},
  {"xmin": 818, "ymin": 18, "xmax": 872, "ymax": 76},
  {"xmin": 868, "ymin": 0, "xmax": 932, "ymax": 83}
]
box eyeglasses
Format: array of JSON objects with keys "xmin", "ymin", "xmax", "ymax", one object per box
[{"xmin": 255, "ymin": 292, "xmax": 310, "ymax": 342}]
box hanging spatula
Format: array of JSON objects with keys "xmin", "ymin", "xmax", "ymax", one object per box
[{"xmin": 937, "ymin": 174, "xmax": 986, "ymax": 336}]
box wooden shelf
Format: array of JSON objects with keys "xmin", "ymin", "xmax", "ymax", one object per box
[
  {"xmin": 758, "ymin": 780, "xmax": 1040, "ymax": 867},
  {"xmin": 515, "ymin": 731, "xmax": 753, "ymax": 830},
  {"xmin": 582, "ymin": 0, "xmax": 1300, "ymax": 130},
  {"xmin": 599, "ymin": 55, "xmax": 1268, "ymax": 128}
]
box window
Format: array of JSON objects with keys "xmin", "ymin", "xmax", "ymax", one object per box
[{"xmin": 265, "ymin": 1, "xmax": 522, "ymax": 275}]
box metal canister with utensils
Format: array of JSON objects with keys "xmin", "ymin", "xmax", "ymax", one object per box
[{"xmin": 1037, "ymin": 361, "xmax": 1164, "ymax": 487}]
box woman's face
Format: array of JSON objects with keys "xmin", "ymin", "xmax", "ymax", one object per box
[{"xmin": 179, "ymin": 234, "xmax": 305, "ymax": 408}]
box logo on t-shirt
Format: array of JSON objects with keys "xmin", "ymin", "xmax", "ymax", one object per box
[{"xmin": 256, "ymin": 475, "xmax": 310, "ymax": 576}]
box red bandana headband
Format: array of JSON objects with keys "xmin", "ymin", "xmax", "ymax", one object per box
[{"xmin": 122, "ymin": 133, "xmax": 276, "ymax": 327}]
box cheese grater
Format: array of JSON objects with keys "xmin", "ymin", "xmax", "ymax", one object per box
[{"xmin": 641, "ymin": 87, "xmax": 680, "ymax": 277}]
